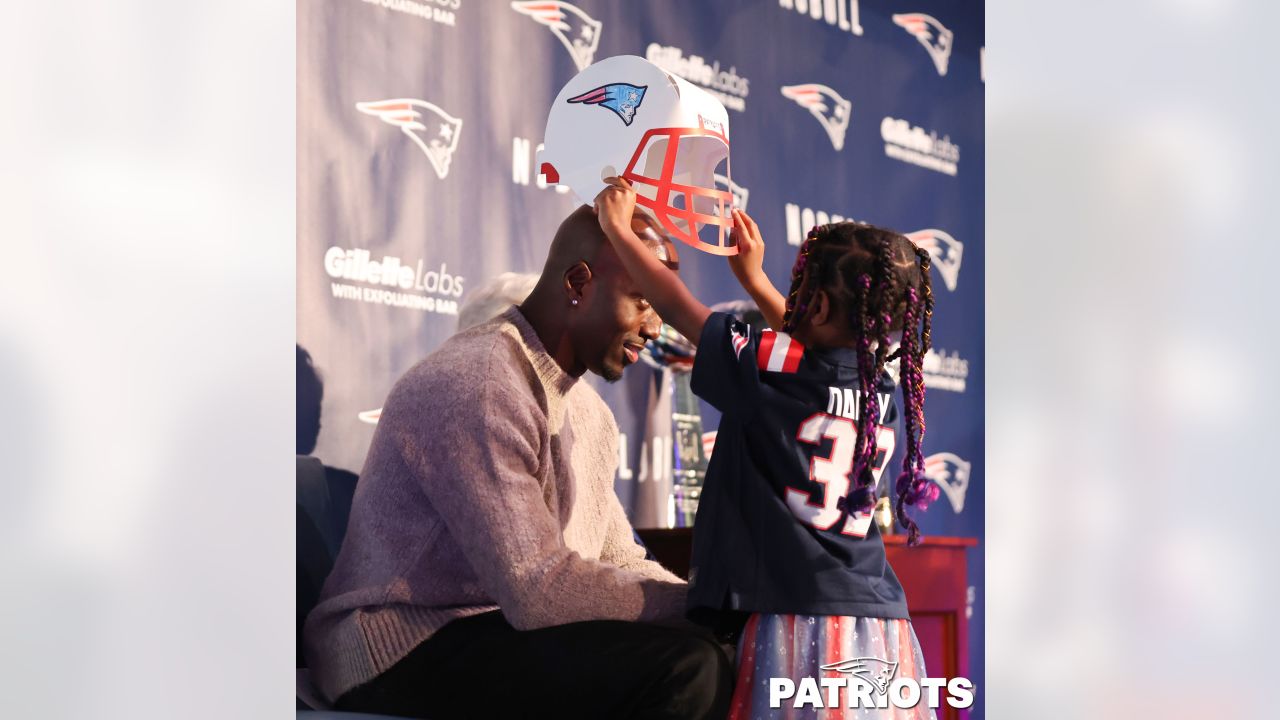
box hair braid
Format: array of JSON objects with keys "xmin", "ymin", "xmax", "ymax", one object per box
[
  {"xmin": 908, "ymin": 250, "xmax": 932, "ymax": 462},
  {"xmin": 847, "ymin": 232, "xmax": 901, "ymax": 511},
  {"xmin": 914, "ymin": 246, "xmax": 934, "ymax": 355},
  {"xmin": 875, "ymin": 235, "xmax": 898, "ymax": 369},
  {"xmin": 893, "ymin": 285, "xmax": 938, "ymax": 545},
  {"xmin": 848, "ymin": 272, "xmax": 880, "ymax": 511},
  {"xmin": 782, "ymin": 227, "xmax": 822, "ymax": 333},
  {"xmin": 894, "ymin": 287, "xmax": 923, "ymax": 544},
  {"xmin": 867, "ymin": 236, "xmax": 898, "ymax": 496},
  {"xmin": 780, "ymin": 222, "xmax": 939, "ymax": 542}
]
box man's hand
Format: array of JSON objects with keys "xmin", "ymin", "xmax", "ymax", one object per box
[
  {"xmin": 594, "ymin": 176, "xmax": 637, "ymax": 237},
  {"xmin": 727, "ymin": 208, "xmax": 767, "ymax": 290}
]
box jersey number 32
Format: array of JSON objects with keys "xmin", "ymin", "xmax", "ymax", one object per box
[{"xmin": 785, "ymin": 413, "xmax": 895, "ymax": 538}]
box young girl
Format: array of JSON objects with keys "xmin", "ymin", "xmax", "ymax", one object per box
[{"xmin": 595, "ymin": 177, "xmax": 941, "ymax": 719}]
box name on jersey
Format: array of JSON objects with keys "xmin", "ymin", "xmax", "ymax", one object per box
[{"xmin": 826, "ymin": 388, "xmax": 891, "ymax": 423}]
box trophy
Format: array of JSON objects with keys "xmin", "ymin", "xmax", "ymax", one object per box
[
  {"xmin": 638, "ymin": 321, "xmax": 701, "ymax": 527},
  {"xmin": 638, "ymin": 300, "xmax": 762, "ymax": 527}
]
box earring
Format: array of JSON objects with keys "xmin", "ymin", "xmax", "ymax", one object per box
[{"xmin": 571, "ymin": 298, "xmax": 579, "ymax": 306}]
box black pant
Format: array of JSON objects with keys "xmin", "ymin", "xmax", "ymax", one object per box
[{"xmin": 334, "ymin": 610, "xmax": 733, "ymax": 719}]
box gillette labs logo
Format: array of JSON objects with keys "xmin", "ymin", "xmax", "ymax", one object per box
[
  {"xmin": 324, "ymin": 246, "xmax": 464, "ymax": 315},
  {"xmin": 645, "ymin": 44, "xmax": 750, "ymax": 112}
]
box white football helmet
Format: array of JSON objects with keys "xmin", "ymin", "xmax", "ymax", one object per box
[{"xmin": 539, "ymin": 55, "xmax": 737, "ymax": 255}]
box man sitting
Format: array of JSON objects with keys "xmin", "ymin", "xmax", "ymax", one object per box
[{"xmin": 303, "ymin": 206, "xmax": 732, "ymax": 720}]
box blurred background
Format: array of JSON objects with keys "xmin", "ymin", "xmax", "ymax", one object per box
[
  {"xmin": 0, "ymin": 1, "xmax": 1277, "ymax": 719},
  {"xmin": 986, "ymin": 3, "xmax": 1280, "ymax": 718}
]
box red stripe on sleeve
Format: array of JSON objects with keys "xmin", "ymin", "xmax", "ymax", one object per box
[
  {"xmin": 781, "ymin": 335, "xmax": 804, "ymax": 373},
  {"xmin": 757, "ymin": 331, "xmax": 777, "ymax": 371}
]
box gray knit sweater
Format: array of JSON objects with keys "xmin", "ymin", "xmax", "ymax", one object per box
[{"xmin": 303, "ymin": 306, "xmax": 688, "ymax": 702}]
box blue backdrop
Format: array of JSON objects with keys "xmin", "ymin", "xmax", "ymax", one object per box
[{"xmin": 298, "ymin": 0, "xmax": 984, "ymax": 715}]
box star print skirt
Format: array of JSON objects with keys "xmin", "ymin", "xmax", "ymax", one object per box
[{"xmin": 729, "ymin": 614, "xmax": 938, "ymax": 720}]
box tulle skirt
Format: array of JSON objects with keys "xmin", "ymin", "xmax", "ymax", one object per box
[{"xmin": 729, "ymin": 613, "xmax": 938, "ymax": 720}]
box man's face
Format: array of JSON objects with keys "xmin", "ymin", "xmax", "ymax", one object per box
[{"xmin": 572, "ymin": 215, "xmax": 673, "ymax": 382}]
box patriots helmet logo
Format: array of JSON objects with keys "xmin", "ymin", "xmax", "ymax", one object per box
[
  {"xmin": 780, "ymin": 84, "xmax": 852, "ymax": 151},
  {"xmin": 924, "ymin": 452, "xmax": 971, "ymax": 513},
  {"xmin": 892, "ymin": 13, "xmax": 954, "ymax": 76},
  {"xmin": 728, "ymin": 321, "xmax": 750, "ymax": 360},
  {"xmin": 356, "ymin": 99, "xmax": 463, "ymax": 180},
  {"xmin": 907, "ymin": 229, "xmax": 964, "ymax": 291},
  {"xmin": 567, "ymin": 83, "xmax": 648, "ymax": 126},
  {"xmin": 821, "ymin": 657, "xmax": 900, "ymax": 695},
  {"xmin": 511, "ymin": 1, "xmax": 602, "ymax": 71}
]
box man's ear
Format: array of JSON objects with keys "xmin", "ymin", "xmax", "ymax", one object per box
[
  {"xmin": 563, "ymin": 260, "xmax": 593, "ymax": 305},
  {"xmin": 809, "ymin": 289, "xmax": 831, "ymax": 326}
]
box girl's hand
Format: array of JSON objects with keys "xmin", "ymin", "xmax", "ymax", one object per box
[
  {"xmin": 594, "ymin": 176, "xmax": 637, "ymax": 236},
  {"xmin": 727, "ymin": 208, "xmax": 787, "ymax": 329},
  {"xmin": 588, "ymin": 177, "xmax": 713, "ymax": 345},
  {"xmin": 727, "ymin": 208, "xmax": 766, "ymax": 288}
]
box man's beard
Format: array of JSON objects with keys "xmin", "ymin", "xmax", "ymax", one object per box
[{"xmin": 599, "ymin": 364, "xmax": 623, "ymax": 383}]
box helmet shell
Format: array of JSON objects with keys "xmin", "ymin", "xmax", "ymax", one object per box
[{"xmin": 540, "ymin": 55, "xmax": 737, "ymax": 255}]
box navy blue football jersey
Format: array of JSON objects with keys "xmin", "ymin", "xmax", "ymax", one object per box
[{"xmin": 687, "ymin": 312, "xmax": 910, "ymax": 629}]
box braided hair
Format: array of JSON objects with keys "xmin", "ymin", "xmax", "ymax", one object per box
[{"xmin": 781, "ymin": 222, "xmax": 938, "ymax": 545}]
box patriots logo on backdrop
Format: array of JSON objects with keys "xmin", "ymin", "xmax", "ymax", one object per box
[
  {"xmin": 780, "ymin": 84, "xmax": 852, "ymax": 151},
  {"xmin": 356, "ymin": 99, "xmax": 463, "ymax": 180},
  {"xmin": 714, "ymin": 173, "xmax": 748, "ymax": 212},
  {"xmin": 906, "ymin": 229, "xmax": 964, "ymax": 291},
  {"xmin": 821, "ymin": 657, "xmax": 899, "ymax": 695},
  {"xmin": 357, "ymin": 408, "xmax": 382, "ymax": 425},
  {"xmin": 892, "ymin": 13, "xmax": 954, "ymax": 76},
  {"xmin": 924, "ymin": 452, "xmax": 971, "ymax": 512},
  {"xmin": 510, "ymin": 1, "xmax": 602, "ymax": 71},
  {"xmin": 567, "ymin": 83, "xmax": 648, "ymax": 126}
]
